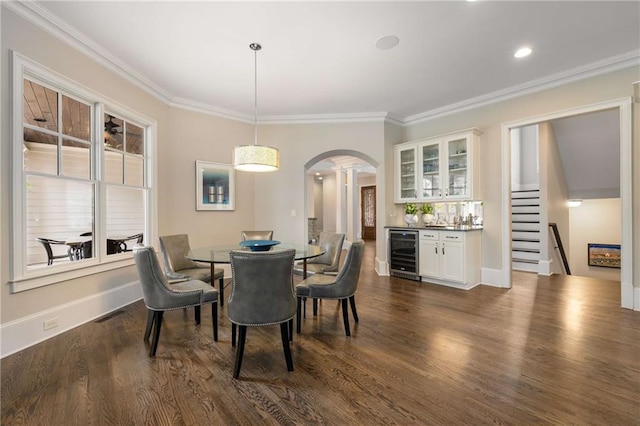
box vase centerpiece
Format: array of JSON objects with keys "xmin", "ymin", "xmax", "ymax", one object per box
[{"xmin": 404, "ymin": 203, "xmax": 419, "ymax": 227}]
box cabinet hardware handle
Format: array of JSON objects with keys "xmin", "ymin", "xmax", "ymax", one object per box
[
  {"xmin": 442, "ymin": 244, "xmax": 445, "ymax": 255},
  {"xmin": 435, "ymin": 246, "xmax": 438, "ymax": 254}
]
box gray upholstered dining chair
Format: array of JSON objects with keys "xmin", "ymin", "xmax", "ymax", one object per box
[
  {"xmin": 293, "ymin": 231, "xmax": 345, "ymax": 276},
  {"xmin": 228, "ymin": 248, "xmax": 296, "ymax": 379},
  {"xmin": 240, "ymin": 230, "xmax": 274, "ymax": 241},
  {"xmin": 133, "ymin": 245, "xmax": 218, "ymax": 357},
  {"xmin": 296, "ymin": 240, "xmax": 364, "ymax": 337},
  {"xmin": 159, "ymin": 234, "xmax": 226, "ymax": 303}
]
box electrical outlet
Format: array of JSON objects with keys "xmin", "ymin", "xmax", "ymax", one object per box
[
  {"xmin": 43, "ymin": 318, "xmax": 58, "ymax": 331},
  {"xmin": 290, "ymin": 209, "xmax": 297, "ymax": 217}
]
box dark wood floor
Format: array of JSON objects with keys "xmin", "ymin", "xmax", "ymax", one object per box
[{"xmin": 2, "ymin": 240, "xmax": 639, "ymax": 425}]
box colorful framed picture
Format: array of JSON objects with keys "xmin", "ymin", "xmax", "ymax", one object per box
[
  {"xmin": 587, "ymin": 243, "xmax": 621, "ymax": 268},
  {"xmin": 195, "ymin": 161, "xmax": 235, "ymax": 211}
]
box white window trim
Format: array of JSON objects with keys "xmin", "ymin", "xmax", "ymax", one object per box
[{"xmin": 10, "ymin": 51, "xmax": 157, "ymax": 292}]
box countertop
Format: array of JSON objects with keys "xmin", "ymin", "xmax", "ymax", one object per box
[{"xmin": 385, "ymin": 225, "xmax": 483, "ymax": 232}]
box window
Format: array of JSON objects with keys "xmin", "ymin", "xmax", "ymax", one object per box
[{"xmin": 11, "ymin": 53, "xmax": 155, "ymax": 292}]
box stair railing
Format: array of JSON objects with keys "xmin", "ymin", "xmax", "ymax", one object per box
[{"xmin": 548, "ymin": 223, "xmax": 571, "ymax": 275}]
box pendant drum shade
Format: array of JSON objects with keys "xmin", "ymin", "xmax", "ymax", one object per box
[
  {"xmin": 233, "ymin": 145, "xmax": 280, "ymax": 172},
  {"xmin": 233, "ymin": 42, "xmax": 280, "ymax": 172}
]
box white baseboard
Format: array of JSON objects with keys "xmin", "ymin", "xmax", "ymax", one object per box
[
  {"xmin": 538, "ymin": 260, "xmax": 553, "ymax": 276},
  {"xmin": 1, "ymin": 281, "xmax": 142, "ymax": 359},
  {"xmin": 421, "ymin": 277, "xmax": 479, "ymax": 291},
  {"xmin": 634, "ymin": 286, "xmax": 640, "ymax": 311},
  {"xmin": 481, "ymin": 267, "xmax": 507, "ymax": 288},
  {"xmin": 376, "ymin": 258, "xmax": 389, "ymax": 276}
]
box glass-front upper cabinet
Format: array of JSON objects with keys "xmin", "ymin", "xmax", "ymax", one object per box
[
  {"xmin": 420, "ymin": 140, "xmax": 441, "ymax": 199},
  {"xmin": 395, "ymin": 128, "xmax": 482, "ymax": 203},
  {"xmin": 394, "ymin": 144, "xmax": 418, "ymax": 202},
  {"xmin": 445, "ymin": 136, "xmax": 470, "ymax": 199}
]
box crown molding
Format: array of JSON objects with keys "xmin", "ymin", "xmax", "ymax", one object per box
[
  {"xmin": 403, "ymin": 50, "xmax": 640, "ymax": 126},
  {"xmin": 169, "ymin": 98, "xmax": 254, "ymax": 124},
  {"xmin": 259, "ymin": 111, "xmax": 397, "ymax": 125},
  {"xmin": 4, "ymin": 1, "xmax": 173, "ymax": 104},
  {"xmin": 7, "ymin": 1, "xmax": 639, "ymax": 128}
]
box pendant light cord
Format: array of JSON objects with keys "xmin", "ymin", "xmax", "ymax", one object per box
[{"xmin": 252, "ymin": 43, "xmax": 261, "ymax": 146}]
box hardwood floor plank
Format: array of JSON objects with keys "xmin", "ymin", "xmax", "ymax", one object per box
[{"xmin": 2, "ymin": 241, "xmax": 639, "ymax": 424}]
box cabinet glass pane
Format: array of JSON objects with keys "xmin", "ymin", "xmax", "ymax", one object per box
[
  {"xmin": 399, "ymin": 147, "xmax": 415, "ymax": 198},
  {"xmin": 421, "ymin": 144, "xmax": 440, "ymax": 198},
  {"xmin": 448, "ymin": 138, "xmax": 468, "ymax": 197}
]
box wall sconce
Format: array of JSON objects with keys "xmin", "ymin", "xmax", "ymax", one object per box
[{"xmin": 568, "ymin": 199, "xmax": 583, "ymax": 207}]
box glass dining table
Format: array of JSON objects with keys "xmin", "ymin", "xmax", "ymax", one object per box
[{"xmin": 186, "ymin": 243, "xmax": 325, "ymax": 305}]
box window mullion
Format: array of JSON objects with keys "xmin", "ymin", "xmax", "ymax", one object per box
[{"xmin": 57, "ymin": 94, "xmax": 63, "ymax": 176}]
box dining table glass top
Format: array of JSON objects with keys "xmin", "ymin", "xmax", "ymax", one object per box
[{"xmin": 187, "ymin": 243, "xmax": 325, "ymax": 264}]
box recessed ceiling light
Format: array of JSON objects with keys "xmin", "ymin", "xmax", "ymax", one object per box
[
  {"xmin": 514, "ymin": 47, "xmax": 532, "ymax": 58},
  {"xmin": 315, "ymin": 172, "xmax": 320, "ymax": 176},
  {"xmin": 376, "ymin": 35, "xmax": 399, "ymax": 50}
]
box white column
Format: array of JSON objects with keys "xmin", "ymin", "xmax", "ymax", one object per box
[
  {"xmin": 335, "ymin": 170, "xmax": 347, "ymax": 234},
  {"xmin": 346, "ymin": 167, "xmax": 359, "ymax": 242}
]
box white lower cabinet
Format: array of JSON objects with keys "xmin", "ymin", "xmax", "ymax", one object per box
[{"xmin": 419, "ymin": 230, "xmax": 481, "ymax": 289}]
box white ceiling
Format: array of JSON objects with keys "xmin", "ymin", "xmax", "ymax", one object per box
[{"xmin": 26, "ymin": 1, "xmax": 640, "ymax": 123}]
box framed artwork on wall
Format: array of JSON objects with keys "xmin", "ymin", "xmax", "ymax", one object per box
[
  {"xmin": 587, "ymin": 243, "xmax": 621, "ymax": 268},
  {"xmin": 195, "ymin": 161, "xmax": 235, "ymax": 211}
]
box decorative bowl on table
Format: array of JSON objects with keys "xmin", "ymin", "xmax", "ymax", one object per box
[{"xmin": 239, "ymin": 240, "xmax": 281, "ymax": 252}]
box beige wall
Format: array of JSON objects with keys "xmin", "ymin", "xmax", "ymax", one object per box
[
  {"xmin": 402, "ymin": 67, "xmax": 638, "ymax": 283},
  {"xmin": 539, "ymin": 122, "xmax": 570, "ymax": 274},
  {"xmin": 253, "ymin": 122, "xmax": 386, "ymax": 244},
  {"xmin": 569, "ymin": 199, "xmax": 621, "ymax": 281},
  {"xmin": 161, "ymin": 107, "xmax": 254, "ymax": 248}
]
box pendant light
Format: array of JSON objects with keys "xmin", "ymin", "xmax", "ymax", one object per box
[{"xmin": 233, "ymin": 43, "xmax": 280, "ymax": 172}]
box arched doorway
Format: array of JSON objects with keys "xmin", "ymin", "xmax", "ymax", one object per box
[{"xmin": 305, "ymin": 151, "xmax": 378, "ymax": 243}]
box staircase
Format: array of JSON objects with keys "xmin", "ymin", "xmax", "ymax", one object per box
[{"xmin": 511, "ymin": 189, "xmax": 540, "ymax": 272}]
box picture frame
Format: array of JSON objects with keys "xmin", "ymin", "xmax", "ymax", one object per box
[
  {"xmin": 587, "ymin": 243, "xmax": 621, "ymax": 268},
  {"xmin": 195, "ymin": 161, "xmax": 235, "ymax": 211}
]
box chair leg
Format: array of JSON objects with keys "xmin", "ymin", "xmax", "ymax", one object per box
[
  {"xmin": 349, "ymin": 295, "xmax": 359, "ymax": 323},
  {"xmin": 143, "ymin": 309, "xmax": 154, "ymax": 341},
  {"xmin": 212, "ymin": 303, "xmax": 218, "ymax": 342},
  {"xmin": 194, "ymin": 305, "xmax": 201, "ymax": 325},
  {"xmin": 280, "ymin": 323, "xmax": 294, "ymax": 372},
  {"xmin": 232, "ymin": 323, "xmax": 237, "ymax": 347},
  {"xmin": 296, "ymin": 298, "xmax": 302, "ymax": 334},
  {"xmin": 288, "ymin": 318, "xmax": 293, "ymax": 342},
  {"xmin": 150, "ymin": 311, "xmax": 164, "ymax": 357},
  {"xmin": 233, "ymin": 325, "xmax": 247, "ymax": 379},
  {"xmin": 313, "ymin": 298, "xmax": 318, "ymax": 316},
  {"xmin": 303, "ymin": 297, "xmax": 307, "ymax": 318},
  {"xmin": 219, "ymin": 277, "xmax": 224, "ymax": 307},
  {"xmin": 341, "ymin": 299, "xmax": 351, "ymax": 337}
]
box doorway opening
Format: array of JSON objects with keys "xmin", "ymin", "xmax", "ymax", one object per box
[
  {"xmin": 304, "ymin": 151, "xmax": 377, "ymax": 245},
  {"xmin": 501, "ymin": 98, "xmax": 633, "ymax": 309}
]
